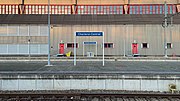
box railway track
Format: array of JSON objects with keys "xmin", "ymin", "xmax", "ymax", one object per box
[{"xmin": 0, "ymin": 91, "xmax": 180, "ymax": 101}]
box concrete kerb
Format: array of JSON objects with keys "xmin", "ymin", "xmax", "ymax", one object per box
[{"xmin": 0, "ymin": 57, "xmax": 180, "ymax": 62}]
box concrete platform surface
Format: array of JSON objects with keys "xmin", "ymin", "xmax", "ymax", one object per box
[{"xmin": 0, "ymin": 61, "xmax": 180, "ymax": 75}]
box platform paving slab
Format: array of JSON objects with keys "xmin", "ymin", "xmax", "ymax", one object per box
[{"xmin": 0, "ymin": 61, "xmax": 180, "ymax": 75}]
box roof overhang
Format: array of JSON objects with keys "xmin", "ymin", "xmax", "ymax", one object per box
[{"xmin": 0, "ymin": 14, "xmax": 179, "ymax": 25}]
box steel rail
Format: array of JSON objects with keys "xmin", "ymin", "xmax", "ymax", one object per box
[{"xmin": 0, "ymin": 91, "xmax": 179, "ymax": 100}]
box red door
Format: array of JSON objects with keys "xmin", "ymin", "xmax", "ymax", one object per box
[
  {"xmin": 59, "ymin": 43, "xmax": 64, "ymax": 54},
  {"xmin": 132, "ymin": 43, "xmax": 138, "ymax": 54}
]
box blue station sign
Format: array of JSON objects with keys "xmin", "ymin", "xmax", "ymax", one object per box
[
  {"xmin": 76, "ymin": 32, "xmax": 103, "ymax": 36},
  {"xmin": 83, "ymin": 41, "xmax": 97, "ymax": 45}
]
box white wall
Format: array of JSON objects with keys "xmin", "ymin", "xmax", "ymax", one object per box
[{"xmin": 1, "ymin": 77, "xmax": 179, "ymax": 91}]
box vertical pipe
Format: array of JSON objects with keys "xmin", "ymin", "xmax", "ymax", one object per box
[
  {"xmin": 47, "ymin": 0, "xmax": 51, "ymax": 65},
  {"xmin": 124, "ymin": 24, "xmax": 126, "ymax": 57},
  {"xmin": 103, "ymin": 32, "xmax": 105, "ymax": 66},
  {"xmin": 74, "ymin": 32, "xmax": 76, "ymax": 66},
  {"xmin": 96, "ymin": 42, "xmax": 97, "ymax": 57},
  {"xmin": 83, "ymin": 42, "xmax": 84, "ymax": 57},
  {"xmin": 164, "ymin": 1, "xmax": 168, "ymax": 57}
]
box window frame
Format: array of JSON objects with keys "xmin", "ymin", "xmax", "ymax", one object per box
[
  {"xmin": 103, "ymin": 43, "xmax": 114, "ymax": 48},
  {"xmin": 141, "ymin": 43, "xmax": 149, "ymax": 49},
  {"xmin": 167, "ymin": 43, "xmax": 173, "ymax": 49},
  {"xmin": 66, "ymin": 43, "xmax": 79, "ymax": 48}
]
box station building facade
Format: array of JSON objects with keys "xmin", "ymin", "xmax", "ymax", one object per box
[{"xmin": 0, "ymin": 0, "xmax": 180, "ymax": 56}]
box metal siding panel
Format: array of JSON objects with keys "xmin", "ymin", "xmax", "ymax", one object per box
[
  {"xmin": 158, "ymin": 25, "xmax": 165, "ymax": 55},
  {"xmin": 133, "ymin": 25, "xmax": 144, "ymax": 55},
  {"xmin": 30, "ymin": 36, "xmax": 48, "ymax": 44},
  {"xmin": 126, "ymin": 25, "xmax": 134, "ymax": 56},
  {"xmin": 30, "ymin": 44, "xmax": 39, "ymax": 54},
  {"xmin": 19, "ymin": 44, "xmax": 28, "ymax": 54},
  {"xmin": 0, "ymin": 25, "xmax": 7, "ymax": 36},
  {"xmin": 19, "ymin": 25, "xmax": 28, "ymax": 36},
  {"xmin": 18, "ymin": 36, "xmax": 29, "ymax": 44},
  {"xmin": 53, "ymin": 27, "xmax": 59, "ymax": 55},
  {"xmin": 50, "ymin": 27, "xmax": 54, "ymax": 54},
  {"xmin": 40, "ymin": 44, "xmax": 48, "ymax": 54},
  {"xmin": 30, "ymin": 25, "xmax": 39, "ymax": 36},
  {"xmin": 171, "ymin": 25, "xmax": 180, "ymax": 55},
  {"xmin": 51, "ymin": 24, "xmax": 180, "ymax": 56},
  {"xmin": 40, "ymin": 26, "xmax": 48, "ymax": 36},
  {"xmin": 139, "ymin": 25, "xmax": 147, "ymax": 55},
  {"xmin": 122, "ymin": 25, "xmax": 127, "ymax": 56},
  {"xmin": 166, "ymin": 25, "xmax": 173, "ymax": 55},
  {"xmin": 8, "ymin": 44, "xmax": 18, "ymax": 54},
  {"xmin": 106, "ymin": 25, "xmax": 116, "ymax": 55},
  {"xmin": 8, "ymin": 25, "xmax": 18, "ymax": 36},
  {"xmin": 145, "ymin": 25, "xmax": 163, "ymax": 55},
  {"xmin": 0, "ymin": 44, "xmax": 7, "ymax": 54}
]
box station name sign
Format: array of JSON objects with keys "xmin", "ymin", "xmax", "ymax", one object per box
[
  {"xmin": 76, "ymin": 32, "xmax": 103, "ymax": 36},
  {"xmin": 83, "ymin": 41, "xmax": 97, "ymax": 45}
]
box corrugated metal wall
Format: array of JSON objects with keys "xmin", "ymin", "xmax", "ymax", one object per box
[
  {"xmin": 0, "ymin": 24, "xmax": 179, "ymax": 56},
  {"xmin": 52, "ymin": 24, "xmax": 180, "ymax": 56},
  {"xmin": 0, "ymin": 25, "xmax": 48, "ymax": 55}
]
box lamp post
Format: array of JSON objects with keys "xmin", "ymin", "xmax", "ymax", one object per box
[
  {"xmin": 47, "ymin": 0, "xmax": 51, "ymax": 65},
  {"xmin": 164, "ymin": 1, "xmax": 168, "ymax": 57}
]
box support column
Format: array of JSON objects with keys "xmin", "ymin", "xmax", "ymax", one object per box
[
  {"xmin": 177, "ymin": 5, "xmax": 180, "ymax": 12},
  {"xmin": 72, "ymin": 0, "xmax": 77, "ymax": 14},
  {"xmin": 164, "ymin": 1, "xmax": 168, "ymax": 57},
  {"xmin": 124, "ymin": 5, "xmax": 128, "ymax": 14},
  {"xmin": 124, "ymin": 0, "xmax": 129, "ymax": 14}
]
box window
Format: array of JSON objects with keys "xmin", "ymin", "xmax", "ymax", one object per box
[
  {"xmin": 167, "ymin": 43, "xmax": 173, "ymax": 49},
  {"xmin": 104, "ymin": 43, "xmax": 114, "ymax": 48},
  {"xmin": 141, "ymin": 43, "xmax": 149, "ymax": 48},
  {"xmin": 67, "ymin": 43, "xmax": 78, "ymax": 48}
]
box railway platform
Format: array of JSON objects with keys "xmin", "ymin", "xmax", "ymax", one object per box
[
  {"xmin": 0, "ymin": 59, "xmax": 180, "ymax": 74},
  {"xmin": 0, "ymin": 57, "xmax": 180, "ymax": 92}
]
